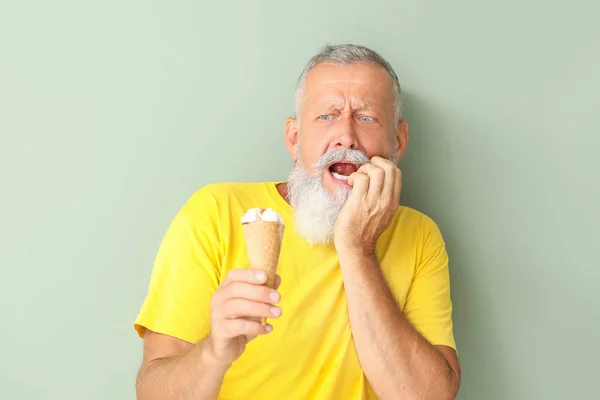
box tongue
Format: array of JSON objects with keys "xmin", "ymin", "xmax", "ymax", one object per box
[{"xmin": 331, "ymin": 163, "xmax": 358, "ymax": 176}]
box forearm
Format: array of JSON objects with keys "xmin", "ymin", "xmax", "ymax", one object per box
[
  {"xmin": 136, "ymin": 336, "xmax": 229, "ymax": 400},
  {"xmin": 338, "ymin": 251, "xmax": 459, "ymax": 400}
]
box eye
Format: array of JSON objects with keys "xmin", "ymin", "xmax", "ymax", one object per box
[
  {"xmin": 359, "ymin": 115, "xmax": 375, "ymax": 122},
  {"xmin": 319, "ymin": 114, "xmax": 333, "ymax": 121}
]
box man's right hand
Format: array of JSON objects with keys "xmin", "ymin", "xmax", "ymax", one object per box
[{"xmin": 207, "ymin": 268, "xmax": 282, "ymax": 366}]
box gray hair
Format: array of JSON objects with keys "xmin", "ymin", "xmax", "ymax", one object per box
[{"xmin": 294, "ymin": 44, "xmax": 403, "ymax": 123}]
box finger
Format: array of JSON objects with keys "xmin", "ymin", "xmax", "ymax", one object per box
[
  {"xmin": 394, "ymin": 168, "xmax": 402, "ymax": 205},
  {"xmin": 245, "ymin": 323, "xmax": 273, "ymax": 342},
  {"xmin": 273, "ymin": 274, "xmax": 282, "ymax": 291},
  {"xmin": 348, "ymin": 171, "xmax": 369, "ymax": 198},
  {"xmin": 222, "ymin": 298, "xmax": 282, "ymax": 320},
  {"xmin": 371, "ymin": 156, "xmax": 397, "ymax": 200},
  {"xmin": 222, "ymin": 268, "xmax": 268, "ymax": 286},
  {"xmin": 222, "ymin": 319, "xmax": 272, "ymax": 338},
  {"xmin": 358, "ymin": 162, "xmax": 385, "ymax": 197},
  {"xmin": 224, "ymin": 281, "xmax": 281, "ymax": 304}
]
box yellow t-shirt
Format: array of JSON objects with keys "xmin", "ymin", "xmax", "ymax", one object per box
[{"xmin": 135, "ymin": 182, "xmax": 456, "ymax": 400}]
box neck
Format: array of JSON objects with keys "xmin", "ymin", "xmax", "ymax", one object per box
[{"xmin": 276, "ymin": 182, "xmax": 291, "ymax": 205}]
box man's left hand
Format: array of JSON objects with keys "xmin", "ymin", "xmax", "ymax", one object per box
[{"xmin": 334, "ymin": 156, "xmax": 402, "ymax": 256}]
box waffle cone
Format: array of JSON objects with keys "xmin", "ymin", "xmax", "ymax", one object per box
[
  {"xmin": 242, "ymin": 221, "xmax": 283, "ymax": 290},
  {"xmin": 243, "ymin": 220, "xmax": 283, "ymax": 326}
]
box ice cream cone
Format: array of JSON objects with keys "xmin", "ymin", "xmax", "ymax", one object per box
[
  {"xmin": 241, "ymin": 208, "xmax": 284, "ymax": 326},
  {"xmin": 242, "ymin": 220, "xmax": 283, "ymax": 290}
]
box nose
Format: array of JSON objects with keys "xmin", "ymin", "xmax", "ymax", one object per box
[{"xmin": 331, "ymin": 116, "xmax": 358, "ymax": 150}]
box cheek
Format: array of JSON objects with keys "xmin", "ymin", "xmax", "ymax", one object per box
[
  {"xmin": 360, "ymin": 130, "xmax": 396, "ymax": 157},
  {"xmin": 298, "ymin": 130, "xmax": 329, "ymax": 166},
  {"xmin": 297, "ymin": 141, "xmax": 318, "ymax": 170}
]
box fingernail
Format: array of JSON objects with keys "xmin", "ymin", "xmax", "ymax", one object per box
[
  {"xmin": 265, "ymin": 324, "xmax": 273, "ymax": 333},
  {"xmin": 255, "ymin": 271, "xmax": 265, "ymax": 281},
  {"xmin": 270, "ymin": 306, "xmax": 282, "ymax": 317},
  {"xmin": 269, "ymin": 291, "xmax": 280, "ymax": 303}
]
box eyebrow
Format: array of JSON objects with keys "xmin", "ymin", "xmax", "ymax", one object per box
[
  {"xmin": 306, "ymin": 100, "xmax": 340, "ymax": 114},
  {"xmin": 310, "ymin": 99, "xmax": 376, "ymax": 113}
]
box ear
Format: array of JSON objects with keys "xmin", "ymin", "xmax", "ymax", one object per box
[
  {"xmin": 285, "ymin": 117, "xmax": 300, "ymax": 163},
  {"xmin": 394, "ymin": 119, "xmax": 409, "ymax": 161}
]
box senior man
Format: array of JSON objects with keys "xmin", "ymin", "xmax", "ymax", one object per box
[{"xmin": 134, "ymin": 44, "xmax": 461, "ymax": 400}]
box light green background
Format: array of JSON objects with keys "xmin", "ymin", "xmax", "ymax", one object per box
[{"xmin": 1, "ymin": 1, "xmax": 598, "ymax": 399}]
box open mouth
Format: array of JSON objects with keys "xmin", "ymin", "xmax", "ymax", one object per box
[{"xmin": 328, "ymin": 162, "xmax": 360, "ymax": 182}]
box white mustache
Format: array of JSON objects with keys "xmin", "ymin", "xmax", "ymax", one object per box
[{"xmin": 312, "ymin": 148, "xmax": 370, "ymax": 170}]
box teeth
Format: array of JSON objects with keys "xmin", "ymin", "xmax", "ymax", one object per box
[{"xmin": 332, "ymin": 172, "xmax": 349, "ymax": 181}]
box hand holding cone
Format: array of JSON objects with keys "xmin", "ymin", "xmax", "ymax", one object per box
[{"xmin": 241, "ymin": 208, "xmax": 284, "ymax": 325}]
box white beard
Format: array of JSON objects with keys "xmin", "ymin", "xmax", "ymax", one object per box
[{"xmin": 287, "ymin": 148, "xmax": 370, "ymax": 246}]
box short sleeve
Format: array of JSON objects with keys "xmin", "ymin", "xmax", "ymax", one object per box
[
  {"xmin": 403, "ymin": 218, "xmax": 456, "ymax": 351},
  {"xmin": 134, "ymin": 189, "xmax": 223, "ymax": 344}
]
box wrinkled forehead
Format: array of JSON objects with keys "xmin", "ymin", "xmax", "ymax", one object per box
[{"xmin": 304, "ymin": 62, "xmax": 394, "ymax": 101}]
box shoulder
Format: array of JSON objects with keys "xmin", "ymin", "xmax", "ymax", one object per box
[
  {"xmin": 395, "ymin": 205, "xmax": 442, "ymax": 233},
  {"xmin": 191, "ymin": 181, "xmax": 262, "ymax": 199},
  {"xmin": 391, "ymin": 205, "xmax": 446, "ymax": 248},
  {"xmin": 180, "ymin": 182, "xmax": 267, "ymax": 215}
]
